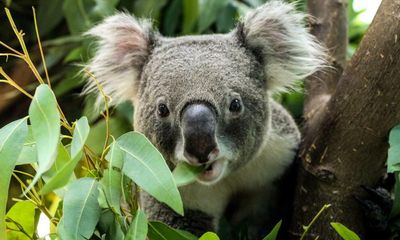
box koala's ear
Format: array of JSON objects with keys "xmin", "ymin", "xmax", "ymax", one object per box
[
  {"xmin": 236, "ymin": 0, "xmax": 326, "ymax": 93},
  {"xmin": 84, "ymin": 13, "xmax": 154, "ymax": 106}
]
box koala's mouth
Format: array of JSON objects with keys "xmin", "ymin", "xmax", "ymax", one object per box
[{"xmin": 197, "ymin": 159, "xmax": 227, "ymax": 185}]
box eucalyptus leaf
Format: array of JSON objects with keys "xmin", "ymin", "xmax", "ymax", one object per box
[
  {"xmin": 40, "ymin": 117, "xmax": 89, "ymax": 194},
  {"xmin": 37, "ymin": 0, "xmax": 64, "ymax": 36},
  {"xmin": 41, "ymin": 143, "xmax": 73, "ymax": 196},
  {"xmin": 106, "ymin": 141, "xmax": 124, "ymax": 169},
  {"xmin": 262, "ymin": 220, "xmax": 282, "ymax": 240},
  {"xmin": 70, "ymin": 117, "xmax": 90, "ymax": 159},
  {"xmin": 16, "ymin": 125, "xmax": 36, "ymax": 165},
  {"xmin": 57, "ymin": 217, "xmax": 70, "ymax": 239},
  {"xmin": 163, "ymin": 0, "xmax": 182, "ymax": 36},
  {"xmin": 387, "ymin": 125, "xmax": 400, "ymax": 173},
  {"xmin": 63, "ymin": 0, "xmax": 93, "ymax": 34},
  {"xmin": 330, "ymin": 222, "xmax": 360, "ymax": 240},
  {"xmin": 172, "ymin": 162, "xmax": 204, "ymax": 187},
  {"xmin": 182, "ymin": 0, "xmax": 199, "ymax": 34},
  {"xmin": 98, "ymin": 209, "xmax": 125, "ymax": 239},
  {"xmin": 199, "ymin": 232, "xmax": 220, "ymax": 240},
  {"xmin": 125, "ymin": 210, "xmax": 148, "ymax": 240},
  {"xmin": 391, "ymin": 173, "xmax": 400, "ymax": 217},
  {"xmin": 26, "ymin": 84, "xmax": 60, "ymax": 194},
  {"xmin": 148, "ymin": 221, "xmax": 197, "ymax": 240},
  {"xmin": 0, "ymin": 118, "xmax": 28, "ymax": 240},
  {"xmin": 92, "ymin": 0, "xmax": 120, "ymax": 17},
  {"xmin": 216, "ymin": 3, "xmax": 236, "ymax": 33},
  {"xmin": 63, "ymin": 178, "xmax": 101, "ymax": 240},
  {"xmin": 198, "ymin": 0, "xmax": 230, "ymax": 32},
  {"xmin": 117, "ymin": 132, "xmax": 183, "ymax": 215},
  {"xmin": 231, "ymin": 0, "xmax": 252, "ymax": 16},
  {"xmin": 99, "ymin": 169, "xmax": 122, "ymax": 214},
  {"xmin": 6, "ymin": 201, "xmax": 36, "ymax": 240},
  {"xmin": 133, "ymin": 0, "xmax": 167, "ymax": 20},
  {"xmin": 16, "ymin": 143, "xmax": 37, "ymax": 165},
  {"xmin": 39, "ymin": 151, "xmax": 81, "ymax": 195}
]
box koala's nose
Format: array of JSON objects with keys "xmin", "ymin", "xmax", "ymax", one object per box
[{"xmin": 181, "ymin": 103, "xmax": 219, "ymax": 165}]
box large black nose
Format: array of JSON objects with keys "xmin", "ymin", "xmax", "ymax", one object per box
[{"xmin": 181, "ymin": 103, "xmax": 218, "ymax": 164}]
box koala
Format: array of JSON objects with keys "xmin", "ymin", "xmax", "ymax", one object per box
[{"xmin": 84, "ymin": 0, "xmax": 325, "ymax": 238}]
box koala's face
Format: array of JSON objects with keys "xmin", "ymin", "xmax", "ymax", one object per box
[
  {"xmin": 85, "ymin": 1, "xmax": 325, "ymax": 185},
  {"xmin": 134, "ymin": 35, "xmax": 267, "ymax": 184}
]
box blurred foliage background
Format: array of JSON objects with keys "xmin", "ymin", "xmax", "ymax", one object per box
[{"xmin": 0, "ymin": 0, "xmax": 370, "ymax": 147}]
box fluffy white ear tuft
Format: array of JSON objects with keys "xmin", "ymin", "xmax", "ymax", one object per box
[
  {"xmin": 239, "ymin": 0, "xmax": 326, "ymax": 93},
  {"xmin": 83, "ymin": 13, "xmax": 153, "ymax": 107}
]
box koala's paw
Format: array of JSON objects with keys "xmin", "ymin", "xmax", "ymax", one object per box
[{"xmin": 355, "ymin": 185, "xmax": 392, "ymax": 238}]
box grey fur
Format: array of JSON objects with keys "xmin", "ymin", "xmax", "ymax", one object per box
[{"xmin": 85, "ymin": 0, "xmax": 324, "ymax": 237}]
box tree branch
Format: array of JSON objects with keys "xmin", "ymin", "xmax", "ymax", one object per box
[
  {"xmin": 304, "ymin": 0, "xmax": 348, "ymax": 122},
  {"xmin": 291, "ymin": 0, "xmax": 400, "ymax": 238}
]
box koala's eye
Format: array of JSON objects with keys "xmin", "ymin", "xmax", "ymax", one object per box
[
  {"xmin": 229, "ymin": 99, "xmax": 241, "ymax": 112},
  {"xmin": 157, "ymin": 104, "xmax": 170, "ymax": 117}
]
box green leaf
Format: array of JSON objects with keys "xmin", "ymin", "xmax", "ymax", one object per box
[
  {"xmin": 243, "ymin": 0, "xmax": 264, "ymax": 7},
  {"xmin": 391, "ymin": 172, "xmax": 400, "ymax": 217},
  {"xmin": 41, "ymin": 143, "xmax": 73, "ymax": 196},
  {"xmin": 99, "ymin": 169, "xmax": 122, "ymax": 214},
  {"xmin": 70, "ymin": 117, "xmax": 90, "ymax": 159},
  {"xmin": 162, "ymin": 0, "xmax": 182, "ymax": 36},
  {"xmin": 26, "ymin": 84, "xmax": 60, "ymax": 193},
  {"xmin": 53, "ymin": 67, "xmax": 85, "ymax": 96},
  {"xmin": 16, "ymin": 143, "xmax": 37, "ymax": 165},
  {"xmin": 231, "ymin": 0, "xmax": 252, "ymax": 16},
  {"xmin": 37, "ymin": 0, "xmax": 64, "ymax": 36},
  {"xmin": 6, "ymin": 201, "xmax": 36, "ymax": 240},
  {"xmin": 199, "ymin": 232, "xmax": 220, "ymax": 240},
  {"xmin": 106, "ymin": 141, "xmax": 124, "ymax": 169},
  {"xmin": 117, "ymin": 132, "xmax": 183, "ymax": 215},
  {"xmin": 172, "ymin": 162, "xmax": 203, "ymax": 187},
  {"xmin": 148, "ymin": 221, "xmax": 197, "ymax": 240},
  {"xmin": 262, "ymin": 220, "xmax": 282, "ymax": 240},
  {"xmin": 63, "ymin": 0, "xmax": 93, "ymax": 34},
  {"xmin": 98, "ymin": 209, "xmax": 125, "ymax": 239},
  {"xmin": 125, "ymin": 210, "xmax": 148, "ymax": 240},
  {"xmin": 57, "ymin": 217, "xmax": 70, "ymax": 240},
  {"xmin": 40, "ymin": 117, "xmax": 89, "ymax": 194},
  {"xmin": 16, "ymin": 126, "xmax": 37, "ymax": 165},
  {"xmin": 92, "ymin": 0, "xmax": 120, "ymax": 17},
  {"xmin": 0, "ymin": 118, "xmax": 28, "ymax": 240},
  {"xmin": 63, "ymin": 47, "xmax": 83, "ymax": 63},
  {"xmin": 133, "ymin": 0, "xmax": 167, "ymax": 20},
  {"xmin": 387, "ymin": 125, "xmax": 400, "ymax": 173},
  {"xmin": 216, "ymin": 3, "xmax": 236, "ymax": 33},
  {"xmin": 182, "ymin": 0, "xmax": 199, "ymax": 34},
  {"xmin": 330, "ymin": 222, "xmax": 360, "ymax": 240},
  {"xmin": 198, "ymin": 0, "xmax": 230, "ymax": 32},
  {"xmin": 63, "ymin": 178, "xmax": 101, "ymax": 240}
]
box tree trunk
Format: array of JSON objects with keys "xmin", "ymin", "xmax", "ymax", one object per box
[{"xmin": 289, "ymin": 0, "xmax": 400, "ymax": 239}]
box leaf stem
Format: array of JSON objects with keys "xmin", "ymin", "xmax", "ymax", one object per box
[
  {"xmin": 84, "ymin": 69, "xmax": 111, "ymax": 165},
  {"xmin": 300, "ymin": 204, "xmax": 331, "ymax": 240},
  {"xmin": 5, "ymin": 8, "xmax": 44, "ymax": 84},
  {"xmin": 32, "ymin": 7, "xmax": 50, "ymax": 87}
]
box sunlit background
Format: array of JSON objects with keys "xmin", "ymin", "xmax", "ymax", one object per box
[{"xmin": 353, "ymin": 0, "xmax": 382, "ymax": 23}]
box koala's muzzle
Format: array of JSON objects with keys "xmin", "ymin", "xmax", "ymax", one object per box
[{"xmin": 181, "ymin": 103, "xmax": 219, "ymax": 165}]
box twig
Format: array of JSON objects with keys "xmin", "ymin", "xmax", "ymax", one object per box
[{"xmin": 300, "ymin": 204, "xmax": 331, "ymax": 240}]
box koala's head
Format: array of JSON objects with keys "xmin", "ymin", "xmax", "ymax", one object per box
[{"xmin": 84, "ymin": 1, "xmax": 325, "ymax": 185}]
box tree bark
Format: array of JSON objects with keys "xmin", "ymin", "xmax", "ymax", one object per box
[
  {"xmin": 304, "ymin": 0, "xmax": 348, "ymax": 120},
  {"xmin": 290, "ymin": 0, "xmax": 400, "ymax": 239}
]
